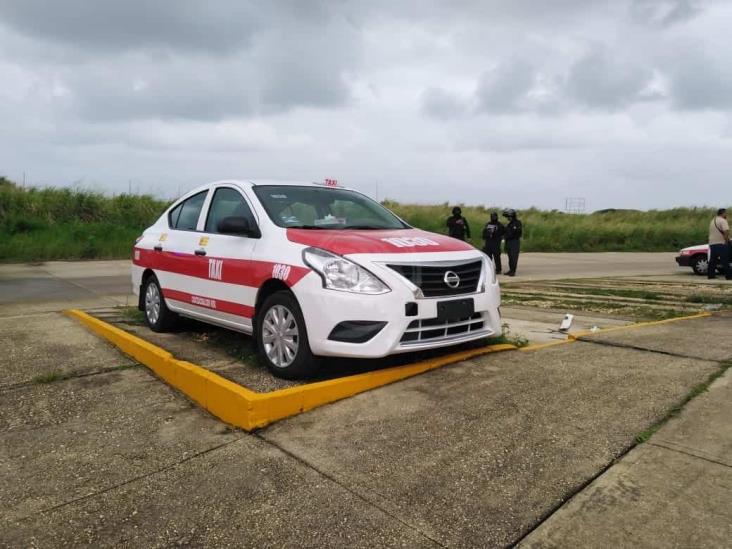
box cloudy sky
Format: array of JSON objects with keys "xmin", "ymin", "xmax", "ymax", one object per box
[{"xmin": 1, "ymin": 0, "xmax": 730, "ymax": 210}]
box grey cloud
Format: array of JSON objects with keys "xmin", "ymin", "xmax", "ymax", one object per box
[
  {"xmin": 420, "ymin": 87, "xmax": 468, "ymax": 119},
  {"xmin": 667, "ymin": 49, "xmax": 732, "ymax": 110},
  {"xmin": 66, "ymin": 61, "xmax": 256, "ymax": 122},
  {"xmin": 630, "ymin": 0, "xmax": 704, "ymax": 27},
  {"xmin": 27, "ymin": 5, "xmax": 361, "ymax": 122},
  {"xmin": 257, "ymin": 25, "xmax": 358, "ymax": 112},
  {"xmin": 476, "ymin": 59, "xmax": 536, "ymax": 113},
  {"xmin": 0, "ymin": 0, "xmax": 263, "ymax": 54},
  {"xmin": 2, "ymin": 0, "xmax": 732, "ymax": 209},
  {"xmin": 565, "ymin": 48, "xmax": 656, "ymax": 110}
]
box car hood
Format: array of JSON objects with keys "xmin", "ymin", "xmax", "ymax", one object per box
[
  {"xmin": 286, "ymin": 228, "xmax": 474, "ymax": 255},
  {"xmin": 680, "ymin": 244, "xmax": 709, "ymax": 252}
]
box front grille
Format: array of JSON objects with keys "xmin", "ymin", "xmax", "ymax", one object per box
[
  {"xmin": 400, "ymin": 313, "xmax": 486, "ymax": 344},
  {"xmin": 387, "ymin": 260, "xmax": 482, "ymax": 297}
]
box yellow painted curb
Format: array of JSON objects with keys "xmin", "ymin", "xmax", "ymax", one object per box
[
  {"xmin": 519, "ymin": 339, "xmax": 574, "ymax": 352},
  {"xmin": 64, "ymin": 309, "xmax": 515, "ymax": 431},
  {"xmin": 568, "ymin": 311, "xmax": 712, "ymax": 340}
]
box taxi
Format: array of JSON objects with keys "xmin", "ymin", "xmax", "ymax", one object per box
[{"xmin": 132, "ymin": 179, "xmax": 501, "ymax": 378}]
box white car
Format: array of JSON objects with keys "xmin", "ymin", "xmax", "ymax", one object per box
[{"xmin": 132, "ymin": 179, "xmax": 501, "ymax": 378}]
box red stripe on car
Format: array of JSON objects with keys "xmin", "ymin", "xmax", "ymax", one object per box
[
  {"xmin": 163, "ymin": 289, "xmax": 255, "ymax": 318},
  {"xmin": 286, "ymin": 228, "xmax": 474, "ymax": 255},
  {"xmin": 133, "ymin": 249, "xmax": 309, "ymax": 288}
]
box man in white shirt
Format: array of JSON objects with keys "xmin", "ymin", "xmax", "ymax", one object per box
[{"xmin": 708, "ymin": 208, "xmax": 730, "ymax": 280}]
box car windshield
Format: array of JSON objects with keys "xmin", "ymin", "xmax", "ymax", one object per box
[{"xmin": 253, "ymin": 185, "xmax": 409, "ymax": 230}]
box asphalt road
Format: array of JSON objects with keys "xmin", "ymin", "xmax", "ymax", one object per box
[{"xmin": 0, "ymin": 252, "xmax": 684, "ymax": 310}]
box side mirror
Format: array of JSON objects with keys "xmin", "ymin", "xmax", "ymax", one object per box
[{"xmin": 217, "ymin": 216, "xmax": 258, "ymax": 237}]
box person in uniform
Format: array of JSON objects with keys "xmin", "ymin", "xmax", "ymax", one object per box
[
  {"xmin": 503, "ymin": 208, "xmax": 522, "ymax": 276},
  {"xmin": 708, "ymin": 207, "xmax": 730, "ymax": 280},
  {"xmin": 482, "ymin": 212, "xmax": 504, "ymax": 274},
  {"xmin": 447, "ymin": 206, "xmax": 471, "ymax": 241}
]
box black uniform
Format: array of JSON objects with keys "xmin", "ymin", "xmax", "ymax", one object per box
[
  {"xmin": 504, "ymin": 218, "xmax": 523, "ymax": 275},
  {"xmin": 447, "ymin": 214, "xmax": 471, "ymax": 241},
  {"xmin": 482, "ymin": 217, "xmax": 504, "ymax": 273}
]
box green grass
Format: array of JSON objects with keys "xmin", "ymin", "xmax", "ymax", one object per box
[
  {"xmin": 0, "ymin": 177, "xmax": 169, "ymax": 262},
  {"xmin": 119, "ymin": 306, "xmax": 146, "ymax": 324},
  {"xmin": 510, "ymin": 286, "xmax": 666, "ymax": 301},
  {"xmin": 500, "ymin": 292, "xmax": 689, "ymax": 321},
  {"xmin": 489, "ymin": 323, "xmax": 530, "ymax": 348},
  {"xmin": 686, "ymin": 294, "xmax": 732, "ymax": 305},
  {"xmin": 635, "ymin": 360, "xmax": 732, "ymax": 443},
  {"xmin": 0, "ymin": 176, "xmax": 717, "ymax": 262},
  {"xmin": 385, "ymin": 200, "xmax": 714, "ymax": 252},
  {"xmin": 32, "ymin": 371, "xmax": 66, "ymax": 384}
]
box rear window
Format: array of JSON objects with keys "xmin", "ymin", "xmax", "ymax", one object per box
[{"xmin": 169, "ymin": 191, "xmax": 208, "ymax": 231}]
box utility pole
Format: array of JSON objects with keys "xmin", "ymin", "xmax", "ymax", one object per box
[
  {"xmin": 22, "ymin": 171, "xmax": 26, "ymax": 187},
  {"xmin": 128, "ymin": 180, "xmax": 132, "ymax": 195}
]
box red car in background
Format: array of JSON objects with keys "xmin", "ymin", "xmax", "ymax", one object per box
[{"xmin": 675, "ymin": 244, "xmax": 724, "ymax": 276}]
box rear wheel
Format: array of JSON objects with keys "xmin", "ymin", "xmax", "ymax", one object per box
[
  {"xmin": 256, "ymin": 291, "xmax": 318, "ymax": 379},
  {"xmin": 143, "ymin": 275, "xmax": 177, "ymax": 332},
  {"xmin": 691, "ymin": 255, "xmax": 709, "ymax": 276}
]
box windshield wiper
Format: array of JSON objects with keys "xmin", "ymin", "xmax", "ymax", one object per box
[
  {"xmin": 286, "ymin": 224, "xmax": 331, "ymax": 230},
  {"xmin": 342, "ymin": 225, "xmax": 389, "ymax": 230}
]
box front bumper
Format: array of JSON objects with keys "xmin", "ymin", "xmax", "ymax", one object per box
[
  {"xmin": 294, "ymin": 263, "xmax": 502, "ymax": 358},
  {"xmin": 675, "ymin": 255, "xmax": 691, "ymax": 267}
]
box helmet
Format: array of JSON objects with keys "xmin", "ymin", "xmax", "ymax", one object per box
[
  {"xmin": 502, "ymin": 208, "xmax": 516, "ymax": 218},
  {"xmin": 452, "ymin": 206, "xmax": 462, "ymax": 216}
]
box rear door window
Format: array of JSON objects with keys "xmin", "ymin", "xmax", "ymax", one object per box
[{"xmin": 169, "ymin": 191, "xmax": 208, "ymax": 231}]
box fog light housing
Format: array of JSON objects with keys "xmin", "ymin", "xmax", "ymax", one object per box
[{"xmin": 328, "ymin": 321, "xmax": 387, "ymax": 343}]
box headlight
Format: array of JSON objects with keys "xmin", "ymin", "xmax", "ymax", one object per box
[
  {"xmin": 302, "ymin": 247, "xmax": 390, "ymax": 295},
  {"xmin": 482, "ymin": 255, "xmax": 496, "ymax": 289}
]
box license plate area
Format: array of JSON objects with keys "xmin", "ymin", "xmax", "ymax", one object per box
[{"xmin": 436, "ymin": 298, "xmax": 475, "ymax": 322}]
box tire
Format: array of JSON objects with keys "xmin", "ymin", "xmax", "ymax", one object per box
[
  {"xmin": 691, "ymin": 255, "xmax": 709, "ymax": 276},
  {"xmin": 255, "ymin": 291, "xmax": 318, "ymax": 379},
  {"xmin": 142, "ymin": 274, "xmax": 177, "ymax": 332}
]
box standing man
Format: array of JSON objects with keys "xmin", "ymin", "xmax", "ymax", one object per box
[
  {"xmin": 482, "ymin": 212, "xmax": 504, "ymax": 274},
  {"xmin": 503, "ymin": 208, "xmax": 523, "ymax": 276},
  {"xmin": 447, "ymin": 206, "xmax": 471, "ymax": 241},
  {"xmin": 708, "ymin": 208, "xmax": 730, "ymax": 280}
]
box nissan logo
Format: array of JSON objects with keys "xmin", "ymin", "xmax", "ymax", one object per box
[{"xmin": 443, "ymin": 271, "xmax": 460, "ymax": 288}]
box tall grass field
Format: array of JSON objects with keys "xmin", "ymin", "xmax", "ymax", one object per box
[
  {"xmin": 0, "ymin": 178, "xmax": 168, "ymax": 261},
  {"xmin": 0, "ymin": 177, "xmax": 716, "ymax": 262}
]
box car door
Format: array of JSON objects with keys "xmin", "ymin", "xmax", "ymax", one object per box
[
  {"xmin": 185, "ymin": 184, "xmax": 261, "ymax": 333},
  {"xmin": 155, "ymin": 189, "xmax": 210, "ymax": 314}
]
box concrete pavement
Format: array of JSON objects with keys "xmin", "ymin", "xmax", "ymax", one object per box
[
  {"xmin": 521, "ymin": 318, "xmax": 732, "ymax": 548},
  {"xmin": 522, "ymin": 439, "xmax": 732, "ymax": 548},
  {"xmin": 3, "ymin": 309, "xmax": 729, "ymax": 546},
  {"xmin": 2, "ymin": 258, "xmax": 731, "ymax": 547}
]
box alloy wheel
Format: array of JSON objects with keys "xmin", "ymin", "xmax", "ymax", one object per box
[
  {"xmin": 261, "ymin": 305, "xmax": 299, "ymax": 368},
  {"xmin": 145, "ymin": 282, "xmax": 161, "ymax": 325}
]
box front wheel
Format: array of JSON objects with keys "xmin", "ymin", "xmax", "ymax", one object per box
[
  {"xmin": 691, "ymin": 255, "xmax": 709, "ymax": 276},
  {"xmin": 256, "ymin": 291, "xmax": 318, "ymax": 379}
]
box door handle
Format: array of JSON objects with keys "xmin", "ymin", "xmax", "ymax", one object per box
[
  {"xmin": 153, "ymin": 245, "xmax": 163, "ymax": 252},
  {"xmin": 194, "ymin": 249, "xmax": 207, "ymax": 256}
]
